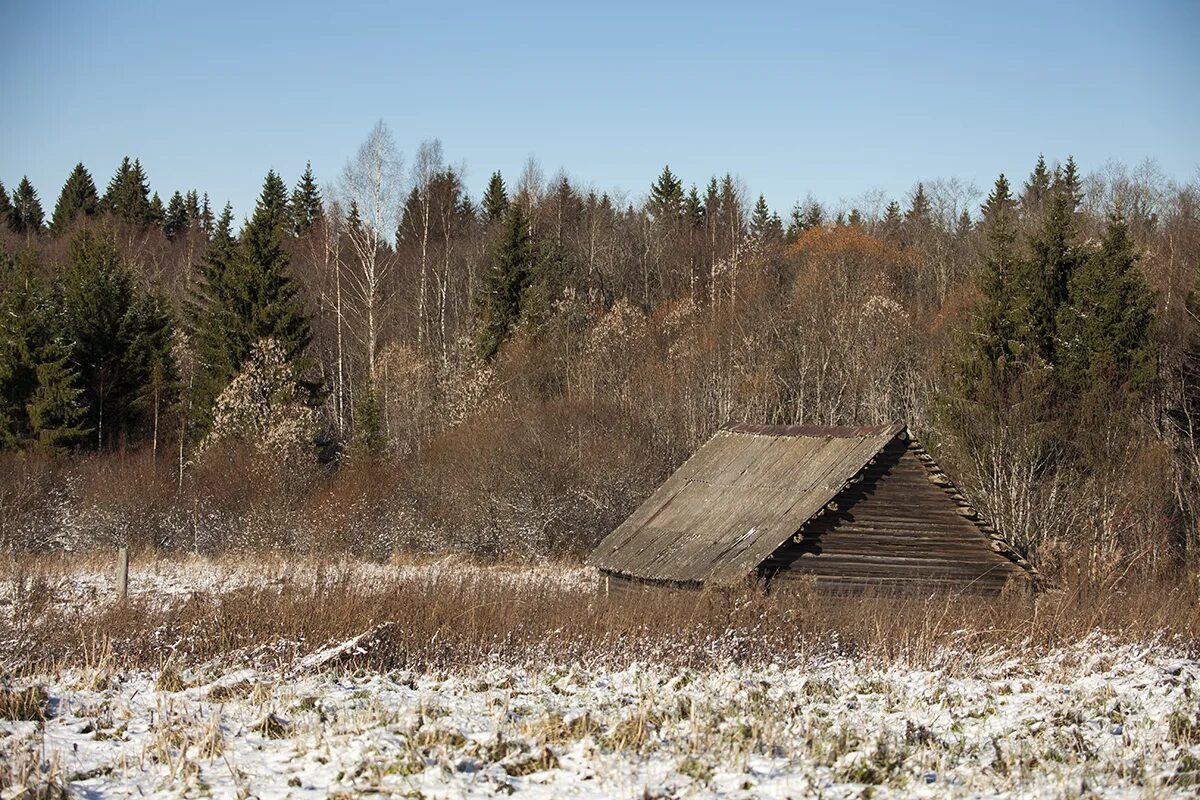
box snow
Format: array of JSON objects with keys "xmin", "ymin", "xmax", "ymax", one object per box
[{"xmin": 4, "ymin": 633, "xmax": 1199, "ymax": 798}]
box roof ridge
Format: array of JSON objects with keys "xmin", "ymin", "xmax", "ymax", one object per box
[{"xmin": 721, "ymin": 421, "xmax": 906, "ymax": 439}]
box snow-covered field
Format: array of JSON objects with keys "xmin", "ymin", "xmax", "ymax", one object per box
[
  {"xmin": 2, "ymin": 558, "xmax": 1199, "ymax": 797},
  {"xmin": 4, "ymin": 634, "xmax": 1199, "ymax": 798}
]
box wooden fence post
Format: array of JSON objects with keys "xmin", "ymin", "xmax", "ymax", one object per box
[{"xmin": 116, "ymin": 547, "xmax": 129, "ymax": 603}]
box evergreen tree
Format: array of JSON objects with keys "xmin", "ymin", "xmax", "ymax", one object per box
[
  {"xmin": 184, "ymin": 190, "xmax": 201, "ymax": 227},
  {"xmin": 960, "ymin": 174, "xmax": 1020, "ymax": 392},
  {"xmin": 476, "ymin": 203, "xmax": 534, "ymax": 360},
  {"xmin": 648, "ymin": 165, "xmax": 685, "ymax": 222},
  {"xmin": 164, "ymin": 191, "xmax": 190, "ymax": 240},
  {"xmin": 904, "ymin": 182, "xmax": 932, "ymax": 238},
  {"xmin": 685, "ymin": 186, "xmax": 705, "ymax": 229},
  {"xmin": 750, "ymin": 194, "xmax": 772, "ymax": 241},
  {"xmin": 50, "ymin": 163, "xmax": 99, "ymax": 233},
  {"xmin": 148, "ymin": 192, "xmax": 166, "ymax": 227},
  {"xmin": 847, "ymin": 208, "xmax": 863, "ymax": 229},
  {"xmin": 0, "ymin": 250, "xmax": 48, "ymax": 446},
  {"xmin": 198, "ymin": 193, "xmax": 214, "ymax": 237},
  {"xmin": 1055, "ymin": 205, "xmax": 1156, "ymax": 398},
  {"xmin": 290, "ymin": 162, "xmax": 323, "ymax": 235},
  {"xmin": 0, "ymin": 181, "xmax": 12, "ymax": 229},
  {"xmin": 189, "ymin": 171, "xmax": 312, "ymax": 421},
  {"xmin": 482, "ymin": 171, "xmax": 509, "ymax": 222},
  {"xmin": 103, "ymin": 157, "xmax": 152, "ymax": 224},
  {"xmin": 187, "ymin": 203, "xmax": 240, "ymax": 417},
  {"xmin": 26, "ymin": 344, "xmax": 89, "ymax": 455},
  {"xmin": 10, "ymin": 177, "xmax": 45, "ymax": 234},
  {"xmin": 353, "ymin": 378, "xmax": 385, "ymax": 458},
  {"xmin": 881, "ymin": 200, "xmax": 903, "ymax": 241},
  {"xmin": 1002, "ymin": 158, "xmax": 1086, "ymax": 367},
  {"xmin": 60, "ymin": 229, "xmax": 176, "ymax": 448},
  {"xmin": 1021, "ymin": 154, "xmax": 1052, "ymax": 217}
]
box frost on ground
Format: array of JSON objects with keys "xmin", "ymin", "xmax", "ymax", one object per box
[{"xmin": 4, "ymin": 635, "xmax": 1199, "ymax": 798}]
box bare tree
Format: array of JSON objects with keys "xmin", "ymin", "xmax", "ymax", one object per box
[{"xmin": 340, "ymin": 120, "xmax": 404, "ymax": 386}]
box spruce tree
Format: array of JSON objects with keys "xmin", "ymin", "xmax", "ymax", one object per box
[
  {"xmin": 198, "ymin": 193, "xmax": 214, "ymax": 237},
  {"xmin": 50, "ymin": 163, "xmax": 99, "ymax": 233},
  {"xmin": 0, "ymin": 181, "xmax": 12, "ymax": 229},
  {"xmin": 148, "ymin": 192, "xmax": 166, "ymax": 227},
  {"xmin": 10, "ymin": 178, "xmax": 45, "ymax": 234},
  {"xmin": 685, "ymin": 186, "xmax": 705, "ymax": 229},
  {"xmin": 1055, "ymin": 205, "xmax": 1155, "ymax": 398},
  {"xmin": 188, "ymin": 171, "xmax": 313, "ymax": 423},
  {"xmin": 482, "ymin": 171, "xmax": 509, "ymax": 222},
  {"xmin": 290, "ymin": 162, "xmax": 323, "ymax": 235},
  {"xmin": 103, "ymin": 157, "xmax": 152, "ymax": 224},
  {"xmin": 881, "ymin": 201, "xmax": 903, "ymax": 242},
  {"xmin": 26, "ymin": 344, "xmax": 89, "ymax": 455},
  {"xmin": 185, "ymin": 190, "xmax": 201, "ymax": 227},
  {"xmin": 648, "ymin": 166, "xmax": 685, "ymax": 222},
  {"xmin": 0, "ymin": 250, "xmax": 47, "ymax": 446},
  {"xmin": 60, "ymin": 229, "xmax": 176, "ymax": 448},
  {"xmin": 1001, "ymin": 158, "xmax": 1085, "ymax": 367},
  {"xmin": 750, "ymin": 195, "xmax": 772, "ymax": 241},
  {"xmin": 476, "ymin": 202, "xmax": 534, "ymax": 360},
  {"xmin": 164, "ymin": 191, "xmax": 189, "ymax": 239},
  {"xmin": 961, "ymin": 174, "xmax": 1020, "ymax": 391},
  {"xmin": 904, "ymin": 182, "xmax": 932, "ymax": 237},
  {"xmin": 1021, "ymin": 154, "xmax": 1052, "ymax": 218},
  {"xmin": 186, "ymin": 203, "xmax": 241, "ymax": 417}
]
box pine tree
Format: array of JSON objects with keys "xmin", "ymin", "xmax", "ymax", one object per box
[
  {"xmin": 1055, "ymin": 205, "xmax": 1156, "ymax": 398},
  {"xmin": 50, "ymin": 163, "xmax": 99, "ymax": 233},
  {"xmin": 164, "ymin": 191, "xmax": 189, "ymax": 240},
  {"xmin": 103, "ymin": 157, "xmax": 152, "ymax": 224},
  {"xmin": 476, "ymin": 203, "xmax": 534, "ymax": 359},
  {"xmin": 10, "ymin": 178, "xmax": 45, "ymax": 234},
  {"xmin": 847, "ymin": 208, "xmax": 863, "ymax": 229},
  {"xmin": 881, "ymin": 201, "xmax": 903, "ymax": 242},
  {"xmin": 482, "ymin": 171, "xmax": 509, "ymax": 222},
  {"xmin": 648, "ymin": 166, "xmax": 685, "ymax": 222},
  {"xmin": 290, "ymin": 162, "xmax": 323, "ymax": 235},
  {"xmin": 60, "ymin": 229, "xmax": 176, "ymax": 448}
]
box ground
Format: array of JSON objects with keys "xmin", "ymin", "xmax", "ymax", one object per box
[{"xmin": 1, "ymin": 558, "xmax": 1198, "ymax": 798}]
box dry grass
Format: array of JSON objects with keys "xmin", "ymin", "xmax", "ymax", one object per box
[{"xmin": 0, "ymin": 553, "xmax": 1196, "ymax": 677}]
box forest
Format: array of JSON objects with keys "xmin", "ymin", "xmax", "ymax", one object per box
[{"xmin": 1, "ymin": 122, "xmax": 1198, "ymax": 582}]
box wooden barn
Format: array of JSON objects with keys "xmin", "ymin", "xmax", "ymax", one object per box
[{"xmin": 588, "ymin": 422, "xmax": 1035, "ymax": 595}]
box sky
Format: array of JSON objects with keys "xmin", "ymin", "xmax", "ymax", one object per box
[{"xmin": 1, "ymin": 0, "xmax": 1197, "ymax": 224}]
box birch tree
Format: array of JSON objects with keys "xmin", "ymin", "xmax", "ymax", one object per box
[{"xmin": 340, "ymin": 121, "xmax": 404, "ymax": 386}]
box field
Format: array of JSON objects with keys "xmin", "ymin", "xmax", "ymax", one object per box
[{"xmin": 2, "ymin": 555, "xmax": 1199, "ymax": 798}]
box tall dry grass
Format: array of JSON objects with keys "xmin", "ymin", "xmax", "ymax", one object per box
[{"xmin": 2, "ymin": 555, "xmax": 1196, "ymax": 676}]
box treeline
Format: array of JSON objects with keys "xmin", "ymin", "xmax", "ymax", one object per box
[{"xmin": 1, "ymin": 125, "xmax": 1198, "ymax": 578}]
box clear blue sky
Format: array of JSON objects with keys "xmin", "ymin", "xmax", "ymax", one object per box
[{"xmin": 1, "ymin": 0, "xmax": 1196, "ymax": 222}]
